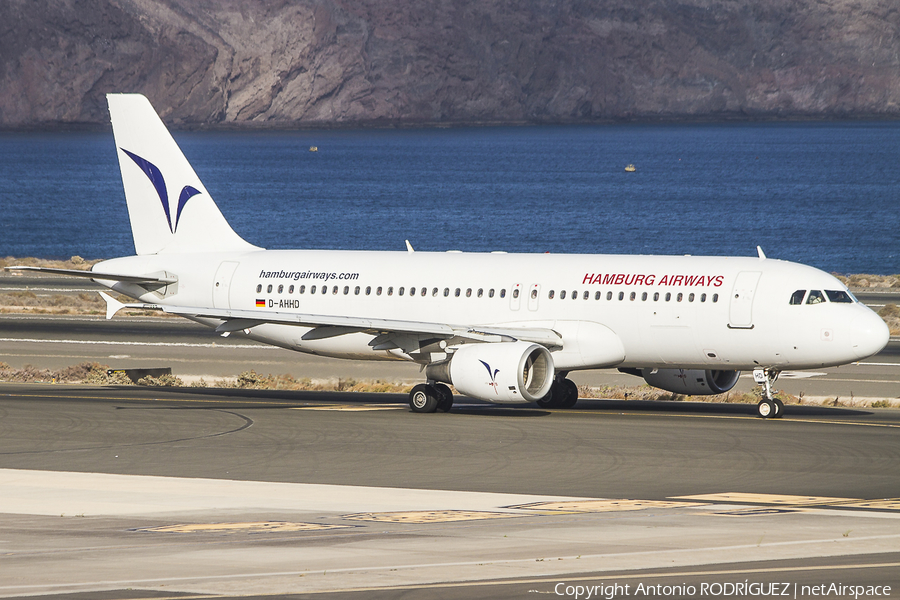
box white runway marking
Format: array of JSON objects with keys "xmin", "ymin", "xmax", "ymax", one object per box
[{"xmin": 0, "ymin": 337, "xmax": 275, "ymax": 349}]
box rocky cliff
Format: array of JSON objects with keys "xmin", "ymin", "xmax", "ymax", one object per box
[{"xmin": 1, "ymin": 0, "xmax": 898, "ymax": 127}]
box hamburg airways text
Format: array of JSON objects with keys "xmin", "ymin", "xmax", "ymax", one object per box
[
  {"xmin": 583, "ymin": 273, "xmax": 724, "ymax": 287},
  {"xmin": 259, "ymin": 269, "xmax": 360, "ymax": 282}
]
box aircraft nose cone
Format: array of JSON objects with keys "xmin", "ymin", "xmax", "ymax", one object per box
[{"xmin": 851, "ymin": 310, "xmax": 890, "ymax": 360}]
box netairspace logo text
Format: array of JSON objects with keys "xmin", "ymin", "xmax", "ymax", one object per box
[{"xmin": 553, "ymin": 581, "xmax": 892, "ymax": 599}]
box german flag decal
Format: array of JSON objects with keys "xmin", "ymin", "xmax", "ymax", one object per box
[{"xmin": 256, "ymin": 299, "xmax": 266, "ymax": 307}]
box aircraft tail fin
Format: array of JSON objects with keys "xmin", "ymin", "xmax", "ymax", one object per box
[{"xmin": 107, "ymin": 94, "xmax": 259, "ymax": 255}]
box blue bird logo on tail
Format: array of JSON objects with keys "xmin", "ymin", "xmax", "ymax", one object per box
[
  {"xmin": 479, "ymin": 360, "xmax": 500, "ymax": 395},
  {"xmin": 121, "ymin": 148, "xmax": 200, "ymax": 233}
]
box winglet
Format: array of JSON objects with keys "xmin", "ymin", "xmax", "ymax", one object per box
[
  {"xmin": 99, "ymin": 292, "xmax": 126, "ymax": 320},
  {"xmin": 405, "ymin": 240, "xmax": 415, "ymax": 253},
  {"xmin": 757, "ymin": 245, "xmax": 767, "ymax": 260}
]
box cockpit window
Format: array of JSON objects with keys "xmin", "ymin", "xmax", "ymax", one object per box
[
  {"xmin": 806, "ymin": 290, "xmax": 825, "ymax": 304},
  {"xmin": 825, "ymin": 290, "xmax": 854, "ymax": 303},
  {"xmin": 789, "ymin": 290, "xmax": 806, "ymax": 305}
]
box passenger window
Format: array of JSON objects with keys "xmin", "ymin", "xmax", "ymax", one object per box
[
  {"xmin": 489, "ymin": 289, "xmax": 495, "ymax": 298},
  {"xmin": 790, "ymin": 290, "xmax": 806, "ymax": 305},
  {"xmin": 388, "ymin": 287, "xmax": 394, "ymax": 296},
  {"xmin": 513, "ymin": 289, "xmax": 520, "ymax": 299},
  {"xmin": 500, "ymin": 289, "xmax": 506, "ymax": 298},
  {"xmin": 409, "ymin": 287, "xmax": 415, "ymax": 296},
  {"xmin": 399, "ymin": 287, "xmax": 405, "ymax": 296},
  {"xmin": 322, "ymin": 286, "xmax": 328, "ymax": 295},
  {"xmin": 455, "ymin": 288, "xmax": 461, "ymax": 297},
  {"xmin": 560, "ymin": 290, "xmax": 567, "ymax": 300},
  {"xmin": 332, "ymin": 286, "xmax": 338, "ymax": 294},
  {"xmin": 432, "ymin": 287, "xmax": 438, "ymax": 296},
  {"xmin": 807, "ymin": 290, "xmax": 825, "ymax": 304},
  {"xmin": 479, "ymin": 288, "xmax": 484, "ymax": 298},
  {"xmin": 700, "ymin": 293, "xmax": 706, "ymax": 302},
  {"xmin": 421, "ymin": 288, "xmax": 427, "ymax": 297},
  {"xmin": 825, "ymin": 290, "xmax": 854, "ymax": 303},
  {"xmin": 595, "ymin": 291, "xmax": 601, "ymax": 300},
  {"xmin": 653, "ymin": 292, "xmax": 659, "ymax": 301},
  {"xmin": 365, "ymin": 286, "xmax": 371, "ymax": 295},
  {"xmin": 466, "ymin": 288, "xmax": 472, "ymax": 297},
  {"xmin": 300, "ymin": 285, "xmax": 306, "ymax": 294},
  {"xmin": 607, "ymin": 291, "xmax": 613, "ymax": 301},
  {"xmin": 618, "ymin": 292, "xmax": 624, "ymax": 301},
  {"xmin": 530, "ymin": 289, "xmax": 537, "ymax": 299},
  {"xmin": 376, "ymin": 286, "xmax": 382, "ymax": 296},
  {"xmin": 688, "ymin": 293, "xmax": 694, "ymax": 302},
  {"xmin": 665, "ymin": 292, "xmax": 671, "ymax": 302},
  {"xmin": 677, "ymin": 293, "xmax": 683, "ymax": 302},
  {"xmin": 278, "ymin": 285, "xmax": 284, "ymax": 294},
  {"xmin": 256, "ymin": 284, "xmax": 262, "ymax": 293},
  {"xmin": 571, "ymin": 290, "xmax": 577, "ymax": 300},
  {"xmin": 355, "ymin": 286, "xmax": 360, "ymax": 295},
  {"xmin": 444, "ymin": 288, "xmax": 450, "ymax": 297},
  {"xmin": 288, "ymin": 285, "xmax": 294, "ymax": 294},
  {"xmin": 583, "ymin": 291, "xmax": 589, "ymax": 300},
  {"xmin": 343, "ymin": 286, "xmax": 349, "ymax": 295},
  {"xmin": 267, "ymin": 285, "xmax": 273, "ymax": 293},
  {"xmin": 629, "ymin": 292, "xmax": 636, "ymax": 301},
  {"xmin": 712, "ymin": 294, "xmax": 719, "ymax": 303},
  {"xmin": 549, "ymin": 290, "xmax": 555, "ymax": 299},
  {"xmin": 641, "ymin": 292, "xmax": 648, "ymax": 301}
]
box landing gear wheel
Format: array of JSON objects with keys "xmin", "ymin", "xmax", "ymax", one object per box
[
  {"xmin": 537, "ymin": 380, "xmax": 566, "ymax": 408},
  {"xmin": 409, "ymin": 384, "xmax": 439, "ymax": 413},
  {"xmin": 434, "ymin": 383, "xmax": 454, "ymax": 412},
  {"xmin": 773, "ymin": 398, "xmax": 784, "ymax": 418},
  {"xmin": 559, "ymin": 379, "xmax": 579, "ymax": 409},
  {"xmin": 757, "ymin": 399, "xmax": 776, "ymax": 419}
]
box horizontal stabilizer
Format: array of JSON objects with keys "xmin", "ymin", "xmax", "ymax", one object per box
[{"xmin": 5, "ymin": 266, "xmax": 176, "ymax": 284}]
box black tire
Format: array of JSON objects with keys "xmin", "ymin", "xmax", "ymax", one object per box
[
  {"xmin": 773, "ymin": 398, "xmax": 785, "ymax": 418},
  {"xmin": 536, "ymin": 381, "xmax": 563, "ymax": 408},
  {"xmin": 434, "ymin": 383, "xmax": 454, "ymax": 412},
  {"xmin": 757, "ymin": 399, "xmax": 775, "ymax": 418},
  {"xmin": 559, "ymin": 379, "xmax": 579, "ymax": 409},
  {"xmin": 409, "ymin": 384, "xmax": 439, "ymax": 413}
]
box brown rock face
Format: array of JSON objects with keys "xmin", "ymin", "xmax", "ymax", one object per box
[{"xmin": 1, "ymin": 0, "xmax": 898, "ymax": 127}]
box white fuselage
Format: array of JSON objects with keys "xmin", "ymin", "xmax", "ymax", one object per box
[{"xmin": 95, "ymin": 249, "xmax": 889, "ymax": 372}]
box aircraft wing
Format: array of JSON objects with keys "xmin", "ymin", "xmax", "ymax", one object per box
[
  {"xmin": 102, "ymin": 297, "xmax": 563, "ymax": 349},
  {"xmin": 163, "ymin": 304, "xmax": 562, "ymax": 347}
]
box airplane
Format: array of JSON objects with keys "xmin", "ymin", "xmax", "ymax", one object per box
[{"xmin": 7, "ymin": 94, "xmax": 890, "ymax": 418}]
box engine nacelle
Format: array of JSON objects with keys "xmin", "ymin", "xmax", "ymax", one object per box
[
  {"xmin": 641, "ymin": 368, "xmax": 740, "ymax": 395},
  {"xmin": 426, "ymin": 341, "xmax": 554, "ymax": 404}
]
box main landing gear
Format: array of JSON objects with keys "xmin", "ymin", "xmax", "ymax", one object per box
[
  {"xmin": 753, "ymin": 368, "xmax": 784, "ymax": 419},
  {"xmin": 409, "ymin": 382, "xmax": 454, "ymax": 413},
  {"xmin": 536, "ymin": 375, "xmax": 578, "ymax": 409}
]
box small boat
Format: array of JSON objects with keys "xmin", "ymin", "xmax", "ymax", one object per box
[
  {"xmin": 309, "ymin": 146, "xmax": 318, "ymax": 152},
  {"xmin": 625, "ymin": 164, "xmax": 636, "ymax": 172}
]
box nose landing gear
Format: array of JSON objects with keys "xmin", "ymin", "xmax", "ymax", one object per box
[{"xmin": 753, "ymin": 368, "xmax": 784, "ymax": 419}]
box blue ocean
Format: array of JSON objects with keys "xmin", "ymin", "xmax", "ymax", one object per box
[{"xmin": 1, "ymin": 122, "xmax": 898, "ymax": 274}]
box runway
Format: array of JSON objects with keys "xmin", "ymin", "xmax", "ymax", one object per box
[
  {"xmin": 0, "ymin": 384, "xmax": 899, "ymax": 598},
  {"xmin": 1, "ymin": 280, "xmax": 900, "ymax": 597}
]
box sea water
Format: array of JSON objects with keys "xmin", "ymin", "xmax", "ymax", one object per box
[{"xmin": 1, "ymin": 122, "xmax": 898, "ymax": 274}]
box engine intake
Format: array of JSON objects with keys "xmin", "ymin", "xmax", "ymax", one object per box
[
  {"xmin": 639, "ymin": 368, "xmax": 740, "ymax": 395},
  {"xmin": 426, "ymin": 341, "xmax": 554, "ymax": 403}
]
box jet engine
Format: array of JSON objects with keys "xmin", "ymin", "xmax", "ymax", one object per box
[
  {"xmin": 426, "ymin": 341, "xmax": 554, "ymax": 403},
  {"xmin": 640, "ymin": 368, "xmax": 740, "ymax": 395}
]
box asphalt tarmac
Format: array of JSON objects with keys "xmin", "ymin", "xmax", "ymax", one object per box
[{"xmin": 1, "ymin": 278, "xmax": 899, "ymax": 598}]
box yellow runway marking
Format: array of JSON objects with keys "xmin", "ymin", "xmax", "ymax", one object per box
[
  {"xmin": 133, "ymin": 521, "xmax": 355, "ymax": 533},
  {"xmin": 673, "ymin": 492, "xmax": 858, "ymax": 505},
  {"xmin": 291, "ymin": 404, "xmax": 405, "ymax": 411},
  {"xmin": 508, "ymin": 499, "xmax": 706, "ymax": 512},
  {"xmin": 842, "ymin": 499, "xmax": 900, "ymax": 510},
  {"xmin": 342, "ymin": 510, "xmax": 521, "ymax": 523}
]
